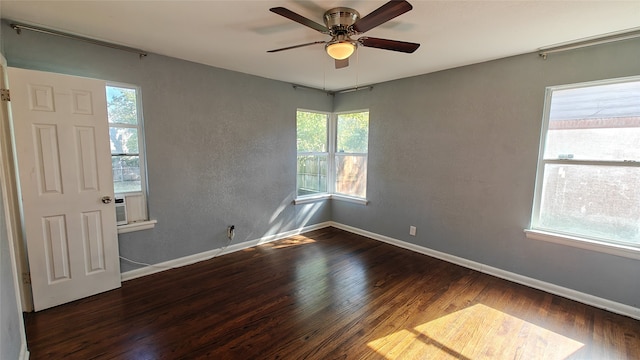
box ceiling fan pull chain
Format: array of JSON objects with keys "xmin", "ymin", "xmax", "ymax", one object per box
[
  {"xmin": 323, "ymin": 48, "xmax": 327, "ymax": 91},
  {"xmin": 355, "ymin": 47, "xmax": 360, "ymax": 89}
]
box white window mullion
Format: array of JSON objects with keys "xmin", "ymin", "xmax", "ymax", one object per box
[{"xmin": 328, "ymin": 113, "xmax": 337, "ymax": 194}]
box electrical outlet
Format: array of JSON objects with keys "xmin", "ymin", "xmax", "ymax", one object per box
[
  {"xmin": 409, "ymin": 226, "xmax": 417, "ymax": 236},
  {"xmin": 227, "ymin": 225, "xmax": 235, "ymax": 240}
]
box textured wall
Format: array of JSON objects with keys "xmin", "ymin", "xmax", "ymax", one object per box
[
  {"xmin": 1, "ymin": 20, "xmax": 332, "ymax": 272},
  {"xmin": 3, "ymin": 17, "xmax": 640, "ymax": 310},
  {"xmin": 333, "ymin": 38, "xmax": 640, "ymax": 308}
]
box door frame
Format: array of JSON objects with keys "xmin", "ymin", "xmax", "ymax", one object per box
[
  {"xmin": 0, "ymin": 53, "xmax": 30, "ymax": 357},
  {"xmin": 0, "ymin": 55, "xmax": 33, "ymax": 312}
]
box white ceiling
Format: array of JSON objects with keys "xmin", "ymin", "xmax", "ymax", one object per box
[{"xmin": 2, "ymin": 1, "xmax": 640, "ymax": 91}]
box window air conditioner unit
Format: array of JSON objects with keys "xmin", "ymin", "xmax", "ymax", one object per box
[{"xmin": 115, "ymin": 195, "xmax": 127, "ymax": 225}]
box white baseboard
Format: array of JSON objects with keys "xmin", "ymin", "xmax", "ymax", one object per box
[
  {"xmin": 121, "ymin": 221, "xmax": 332, "ymax": 282},
  {"xmin": 120, "ymin": 220, "xmax": 640, "ymax": 320},
  {"xmin": 19, "ymin": 343, "xmax": 29, "ymax": 360},
  {"xmin": 330, "ymin": 221, "xmax": 640, "ymax": 320}
]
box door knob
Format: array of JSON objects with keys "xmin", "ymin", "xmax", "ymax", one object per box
[{"xmin": 101, "ymin": 196, "xmax": 113, "ymax": 204}]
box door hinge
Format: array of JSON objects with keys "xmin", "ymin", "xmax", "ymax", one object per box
[
  {"xmin": 1, "ymin": 89, "xmax": 10, "ymax": 102},
  {"xmin": 23, "ymin": 272, "xmax": 31, "ymax": 285}
]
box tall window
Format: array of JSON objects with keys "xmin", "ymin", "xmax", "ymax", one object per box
[
  {"xmin": 296, "ymin": 111, "xmax": 328, "ymax": 196},
  {"xmin": 335, "ymin": 112, "xmax": 369, "ymax": 198},
  {"xmin": 107, "ymin": 84, "xmax": 148, "ymax": 223},
  {"xmin": 296, "ymin": 109, "xmax": 369, "ymax": 201},
  {"xmin": 531, "ymin": 77, "xmax": 640, "ymax": 247}
]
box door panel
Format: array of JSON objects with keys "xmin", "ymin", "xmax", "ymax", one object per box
[
  {"xmin": 75, "ymin": 126, "xmax": 100, "ymax": 191},
  {"xmin": 34, "ymin": 124, "xmax": 63, "ymax": 194},
  {"xmin": 9, "ymin": 67, "xmax": 120, "ymax": 311},
  {"xmin": 28, "ymin": 84, "xmax": 55, "ymax": 111},
  {"xmin": 81, "ymin": 210, "xmax": 106, "ymax": 273},
  {"xmin": 43, "ymin": 215, "xmax": 70, "ymax": 282}
]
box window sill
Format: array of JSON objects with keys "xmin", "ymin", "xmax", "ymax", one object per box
[
  {"xmin": 294, "ymin": 194, "xmax": 368, "ymax": 206},
  {"xmin": 118, "ymin": 220, "xmax": 157, "ymax": 234},
  {"xmin": 524, "ymin": 229, "xmax": 640, "ymax": 260},
  {"xmin": 294, "ymin": 194, "xmax": 331, "ymax": 205}
]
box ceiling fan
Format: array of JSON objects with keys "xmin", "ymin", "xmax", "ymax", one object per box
[{"xmin": 267, "ymin": 0, "xmax": 420, "ymax": 69}]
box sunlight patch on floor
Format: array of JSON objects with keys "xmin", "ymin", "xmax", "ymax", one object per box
[
  {"xmin": 368, "ymin": 303, "xmax": 584, "ymax": 359},
  {"xmin": 266, "ymin": 237, "xmax": 317, "ymax": 249}
]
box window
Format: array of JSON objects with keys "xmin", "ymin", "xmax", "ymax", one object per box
[
  {"xmin": 296, "ymin": 110, "xmax": 369, "ymax": 202},
  {"xmin": 530, "ymin": 77, "xmax": 640, "ymax": 250},
  {"xmin": 106, "ymin": 84, "xmax": 149, "ymax": 225},
  {"xmin": 335, "ymin": 112, "xmax": 369, "ymax": 198},
  {"xmin": 296, "ymin": 111, "xmax": 328, "ymax": 196}
]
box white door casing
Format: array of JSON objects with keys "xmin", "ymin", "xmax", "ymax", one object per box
[
  {"xmin": 9, "ymin": 67, "xmax": 121, "ymax": 311},
  {"xmin": 1, "ymin": 55, "xmax": 31, "ymax": 358}
]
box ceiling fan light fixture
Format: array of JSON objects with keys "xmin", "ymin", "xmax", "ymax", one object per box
[
  {"xmin": 326, "ymin": 41, "xmax": 356, "ymax": 60},
  {"xmin": 268, "ymin": 1, "xmax": 419, "ymax": 69}
]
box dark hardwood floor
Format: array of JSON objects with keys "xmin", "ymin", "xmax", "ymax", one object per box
[{"xmin": 25, "ymin": 227, "xmax": 640, "ymax": 359}]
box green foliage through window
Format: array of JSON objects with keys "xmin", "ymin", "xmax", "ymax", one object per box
[
  {"xmin": 297, "ymin": 111, "xmax": 328, "ymax": 153},
  {"xmin": 107, "ymin": 85, "xmax": 143, "ymax": 194},
  {"xmin": 107, "ymin": 87, "xmax": 137, "ymax": 125},
  {"xmin": 337, "ymin": 112, "xmax": 369, "ymax": 153}
]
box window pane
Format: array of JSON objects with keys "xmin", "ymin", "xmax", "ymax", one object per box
[
  {"xmin": 538, "ymin": 164, "xmax": 640, "ymax": 245},
  {"xmin": 337, "ymin": 112, "xmax": 369, "ymax": 153},
  {"xmin": 335, "ymin": 155, "xmax": 367, "ymax": 198},
  {"xmin": 107, "ymin": 86, "xmax": 138, "ymax": 125},
  {"xmin": 110, "ymin": 127, "xmax": 139, "ymax": 154},
  {"xmin": 112, "ymin": 155, "xmax": 141, "ymax": 193},
  {"xmin": 297, "ymin": 155, "xmax": 327, "ymax": 196},
  {"xmin": 297, "ymin": 111, "xmax": 327, "ymax": 152},
  {"xmin": 544, "ymin": 81, "xmax": 640, "ymax": 161}
]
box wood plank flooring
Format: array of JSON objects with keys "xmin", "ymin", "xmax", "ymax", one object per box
[{"xmin": 25, "ymin": 227, "xmax": 640, "ymax": 359}]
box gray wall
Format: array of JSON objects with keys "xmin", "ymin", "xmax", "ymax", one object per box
[
  {"xmin": 2, "ymin": 17, "xmax": 639, "ymax": 310},
  {"xmin": 333, "ymin": 38, "xmax": 640, "ymax": 308},
  {"xmin": 1, "ymin": 20, "xmax": 332, "ymax": 272},
  {"xmin": 0, "ymin": 182, "xmax": 22, "ymax": 360}
]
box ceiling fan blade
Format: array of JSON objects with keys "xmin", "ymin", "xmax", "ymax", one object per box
[
  {"xmin": 335, "ymin": 58, "xmax": 349, "ymax": 69},
  {"xmin": 267, "ymin": 41, "xmax": 326, "ymax": 53},
  {"xmin": 270, "ymin": 7, "xmax": 329, "ymax": 34},
  {"xmin": 358, "ymin": 37, "xmax": 420, "ymax": 53},
  {"xmin": 352, "ymin": 0, "xmax": 413, "ymax": 33}
]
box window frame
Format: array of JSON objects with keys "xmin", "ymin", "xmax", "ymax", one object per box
[
  {"xmin": 295, "ymin": 108, "xmax": 369, "ymax": 205},
  {"xmin": 106, "ymin": 82, "xmax": 150, "ymax": 227},
  {"xmin": 333, "ymin": 110, "xmax": 369, "ymax": 199},
  {"xmin": 296, "ymin": 109, "xmax": 330, "ymax": 198},
  {"xmin": 527, "ymin": 75, "xmax": 640, "ymax": 260}
]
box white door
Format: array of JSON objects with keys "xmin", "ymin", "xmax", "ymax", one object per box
[{"xmin": 9, "ymin": 67, "xmax": 121, "ymax": 311}]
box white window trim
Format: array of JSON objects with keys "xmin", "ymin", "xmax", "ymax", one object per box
[
  {"xmin": 525, "ymin": 229, "xmax": 640, "ymax": 261},
  {"xmin": 117, "ymin": 220, "xmax": 158, "ymax": 234},
  {"xmin": 295, "ymin": 109, "xmax": 369, "ymax": 205},
  {"xmin": 107, "ymin": 82, "xmax": 152, "ymax": 230},
  {"xmin": 293, "ymin": 193, "xmax": 369, "ymax": 206},
  {"xmin": 527, "ymin": 75, "xmax": 640, "ymax": 256}
]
